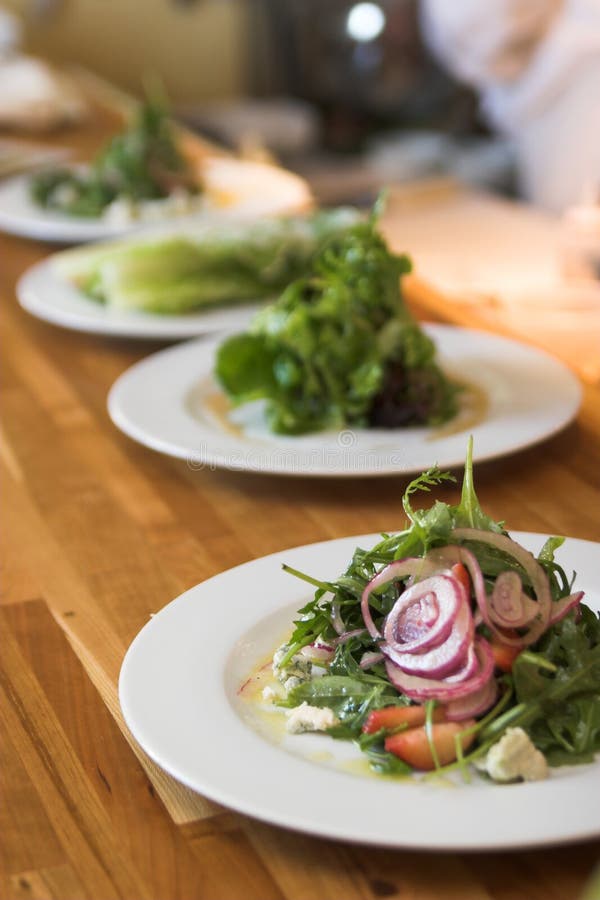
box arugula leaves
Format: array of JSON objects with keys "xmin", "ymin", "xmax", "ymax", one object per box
[
  {"xmin": 216, "ymin": 212, "xmax": 458, "ymax": 434},
  {"xmin": 281, "ymin": 670, "xmax": 412, "ymax": 775},
  {"xmin": 278, "ymin": 446, "xmax": 598, "ymax": 775},
  {"xmin": 512, "ymin": 606, "xmax": 600, "ymax": 764},
  {"xmin": 31, "ymin": 99, "xmax": 197, "ymax": 218}
]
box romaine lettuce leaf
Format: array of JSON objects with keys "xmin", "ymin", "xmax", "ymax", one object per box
[{"xmin": 216, "ymin": 213, "xmax": 458, "ymax": 434}]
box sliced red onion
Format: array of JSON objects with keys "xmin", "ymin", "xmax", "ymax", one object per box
[
  {"xmin": 360, "ymin": 557, "xmax": 439, "ymax": 639},
  {"xmin": 434, "ymin": 531, "xmax": 553, "ymax": 648},
  {"xmin": 488, "ymin": 571, "xmax": 540, "ymax": 630},
  {"xmin": 360, "ymin": 651, "xmax": 384, "ymax": 669},
  {"xmin": 548, "ymin": 591, "xmax": 584, "ymax": 626},
  {"xmin": 382, "ymin": 599, "xmax": 473, "ymax": 679},
  {"xmin": 489, "ymin": 570, "xmax": 524, "ymax": 624},
  {"xmin": 300, "ymin": 644, "xmax": 335, "ymax": 664},
  {"xmin": 333, "ymin": 627, "xmax": 367, "ymax": 646},
  {"xmin": 444, "ymin": 641, "xmax": 479, "ymax": 683},
  {"xmin": 393, "ymin": 592, "xmax": 439, "ymax": 643},
  {"xmin": 425, "ymin": 544, "xmax": 488, "ymax": 617},
  {"xmin": 445, "ymin": 677, "xmax": 498, "ymax": 722},
  {"xmin": 383, "ymin": 574, "xmax": 463, "ymax": 655},
  {"xmin": 315, "ymin": 638, "xmax": 334, "ymax": 651},
  {"xmin": 385, "ymin": 637, "xmax": 494, "ymax": 701}
]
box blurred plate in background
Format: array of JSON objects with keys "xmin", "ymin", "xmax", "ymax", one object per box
[
  {"xmin": 0, "ymin": 156, "xmax": 312, "ymax": 243},
  {"xmin": 107, "ymin": 325, "xmax": 581, "ymax": 477}
]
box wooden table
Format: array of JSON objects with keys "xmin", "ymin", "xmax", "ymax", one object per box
[{"xmin": 2, "ymin": 120, "xmax": 600, "ymax": 900}]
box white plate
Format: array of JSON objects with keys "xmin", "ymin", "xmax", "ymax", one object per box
[
  {"xmin": 119, "ymin": 531, "xmax": 600, "ymax": 850},
  {"xmin": 107, "ymin": 325, "xmax": 581, "ymax": 477},
  {"xmin": 17, "ymin": 256, "xmax": 261, "ymax": 339},
  {"xmin": 0, "ymin": 157, "xmax": 312, "ymax": 243}
]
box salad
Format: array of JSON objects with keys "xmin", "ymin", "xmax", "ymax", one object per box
[
  {"xmin": 260, "ymin": 440, "xmax": 600, "ymax": 781},
  {"xmin": 53, "ymin": 209, "xmax": 358, "ymax": 315},
  {"xmin": 216, "ymin": 202, "xmax": 458, "ymax": 434},
  {"xmin": 30, "ymin": 99, "xmax": 200, "ymax": 221}
]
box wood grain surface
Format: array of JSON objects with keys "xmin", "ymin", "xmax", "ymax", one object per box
[{"xmin": 1, "ymin": 100, "xmax": 600, "ymax": 900}]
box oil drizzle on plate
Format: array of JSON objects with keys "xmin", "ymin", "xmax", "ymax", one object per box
[
  {"xmin": 187, "ymin": 379, "xmax": 244, "ymax": 437},
  {"xmin": 203, "ymin": 390, "xmax": 243, "ymax": 437},
  {"xmin": 428, "ymin": 379, "xmax": 488, "ymax": 442},
  {"xmin": 193, "ymin": 376, "xmax": 488, "ymax": 442},
  {"xmin": 237, "ymin": 644, "xmax": 464, "ymax": 784}
]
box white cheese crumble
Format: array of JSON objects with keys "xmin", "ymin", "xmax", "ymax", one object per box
[
  {"xmin": 50, "ymin": 183, "xmax": 79, "ymax": 207},
  {"xmin": 261, "ymin": 685, "xmax": 280, "ymax": 702},
  {"xmin": 101, "ymin": 189, "xmax": 204, "ymax": 226},
  {"xmin": 478, "ymin": 727, "xmax": 549, "ymax": 783},
  {"xmin": 272, "ymin": 644, "xmax": 312, "ymax": 695},
  {"xmin": 285, "ymin": 702, "xmax": 339, "ymax": 734}
]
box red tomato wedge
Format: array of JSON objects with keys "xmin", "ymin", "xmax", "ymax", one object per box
[
  {"xmin": 451, "ymin": 562, "xmax": 471, "ymax": 597},
  {"xmin": 362, "ymin": 705, "xmax": 445, "ymax": 734},
  {"xmin": 491, "ymin": 639, "xmax": 521, "ymax": 673},
  {"xmin": 384, "ymin": 719, "xmax": 476, "ymax": 770}
]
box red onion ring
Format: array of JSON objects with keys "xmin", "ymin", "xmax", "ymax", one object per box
[
  {"xmin": 445, "ymin": 676, "xmax": 499, "ymax": 722},
  {"xmin": 488, "ymin": 571, "xmax": 541, "ymax": 629},
  {"xmin": 548, "ymin": 591, "xmax": 584, "ymax": 626},
  {"xmin": 432, "ymin": 531, "xmax": 553, "ymax": 648},
  {"xmin": 332, "ymin": 627, "xmax": 367, "ymax": 646},
  {"xmin": 383, "ymin": 574, "xmax": 463, "ymax": 655},
  {"xmin": 392, "ymin": 591, "xmax": 439, "ymax": 644},
  {"xmin": 360, "ymin": 557, "xmax": 439, "ymax": 639},
  {"xmin": 301, "ymin": 643, "xmax": 334, "ymax": 664},
  {"xmin": 489, "ymin": 570, "xmax": 525, "ymax": 624},
  {"xmin": 382, "ymin": 598, "xmax": 473, "ymax": 679},
  {"xmin": 360, "ymin": 651, "xmax": 384, "ymax": 669},
  {"xmin": 384, "ymin": 637, "xmax": 494, "ymax": 701},
  {"xmin": 444, "ymin": 641, "xmax": 479, "ymax": 683}
]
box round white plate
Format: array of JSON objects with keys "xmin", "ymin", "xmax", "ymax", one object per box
[
  {"xmin": 119, "ymin": 531, "xmax": 600, "ymax": 850},
  {"xmin": 0, "ymin": 157, "xmax": 312, "ymax": 243},
  {"xmin": 17, "ymin": 257, "xmax": 262, "ymax": 339},
  {"xmin": 107, "ymin": 325, "xmax": 581, "ymax": 477}
]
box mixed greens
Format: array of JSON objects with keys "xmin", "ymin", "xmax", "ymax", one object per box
[
  {"xmin": 30, "ymin": 99, "xmax": 198, "ymax": 218},
  {"xmin": 54, "ymin": 209, "xmax": 358, "ymax": 314},
  {"xmin": 263, "ymin": 441, "xmax": 600, "ymax": 780},
  {"xmin": 216, "ymin": 203, "xmax": 458, "ymax": 434}
]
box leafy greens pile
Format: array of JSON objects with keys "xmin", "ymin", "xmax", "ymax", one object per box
[
  {"xmin": 55, "ymin": 209, "xmax": 359, "ymax": 314},
  {"xmin": 276, "ymin": 444, "xmax": 600, "ymax": 776},
  {"xmin": 216, "ymin": 205, "xmax": 458, "ymax": 434},
  {"xmin": 31, "ymin": 100, "xmax": 198, "ymax": 218}
]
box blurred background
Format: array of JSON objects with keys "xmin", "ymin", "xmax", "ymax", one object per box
[
  {"xmin": 1, "ymin": 0, "xmax": 599, "ymax": 215},
  {"xmin": 0, "ymin": 0, "xmax": 516, "ymax": 206}
]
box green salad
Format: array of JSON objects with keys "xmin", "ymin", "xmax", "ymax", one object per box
[
  {"xmin": 55, "ymin": 209, "xmax": 359, "ymax": 314},
  {"xmin": 262, "ymin": 441, "xmax": 599, "ymax": 781},
  {"xmin": 216, "ymin": 203, "xmax": 458, "ymax": 434},
  {"xmin": 30, "ymin": 99, "xmax": 198, "ymax": 219}
]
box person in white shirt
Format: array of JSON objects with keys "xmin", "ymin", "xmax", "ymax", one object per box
[{"xmin": 421, "ymin": 0, "xmax": 600, "ymax": 211}]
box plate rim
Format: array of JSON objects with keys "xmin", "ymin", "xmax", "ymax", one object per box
[
  {"xmin": 16, "ymin": 257, "xmax": 263, "ymax": 339},
  {"xmin": 107, "ymin": 324, "xmax": 582, "ymax": 477},
  {"xmin": 119, "ymin": 530, "xmax": 600, "ymax": 851}
]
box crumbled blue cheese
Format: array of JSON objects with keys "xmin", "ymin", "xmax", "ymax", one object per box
[
  {"xmin": 261, "ymin": 684, "xmax": 280, "ymax": 702},
  {"xmin": 102, "ymin": 189, "xmax": 204, "ymax": 226},
  {"xmin": 102, "ymin": 196, "xmax": 135, "ymax": 226},
  {"xmin": 478, "ymin": 727, "xmax": 549, "ymax": 783},
  {"xmin": 50, "ymin": 183, "xmax": 79, "ymax": 208},
  {"xmin": 272, "ymin": 643, "xmax": 312, "ymax": 695},
  {"xmin": 286, "ymin": 702, "xmax": 339, "ymax": 734}
]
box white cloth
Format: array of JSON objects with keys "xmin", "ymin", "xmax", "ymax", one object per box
[
  {"xmin": 421, "ymin": 0, "xmax": 600, "ymax": 210},
  {"xmin": 0, "ymin": 55, "xmax": 86, "ymax": 132}
]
